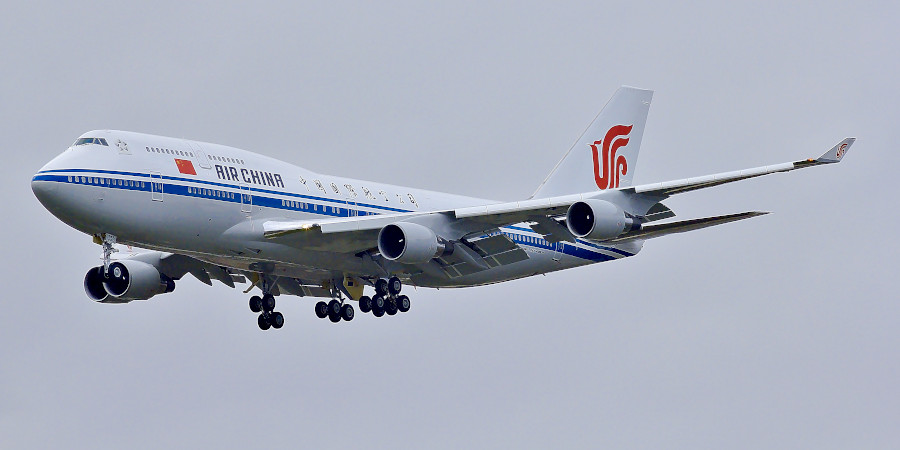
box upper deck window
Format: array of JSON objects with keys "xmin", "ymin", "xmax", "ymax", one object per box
[{"xmin": 73, "ymin": 137, "xmax": 109, "ymax": 146}]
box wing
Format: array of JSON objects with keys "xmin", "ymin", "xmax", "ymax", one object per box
[
  {"xmin": 130, "ymin": 252, "xmax": 242, "ymax": 288},
  {"xmin": 261, "ymin": 138, "xmax": 854, "ymax": 266}
]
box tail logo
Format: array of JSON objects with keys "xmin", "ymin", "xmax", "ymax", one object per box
[
  {"xmin": 591, "ymin": 124, "xmax": 633, "ymax": 190},
  {"xmin": 836, "ymin": 142, "xmax": 848, "ymax": 160}
]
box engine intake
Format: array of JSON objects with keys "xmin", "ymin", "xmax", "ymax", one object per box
[
  {"xmin": 378, "ymin": 222, "xmax": 449, "ymax": 264},
  {"xmin": 99, "ymin": 260, "xmax": 174, "ymax": 302},
  {"xmin": 566, "ymin": 199, "xmax": 640, "ymax": 241}
]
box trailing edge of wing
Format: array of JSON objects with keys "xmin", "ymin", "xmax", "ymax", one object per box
[{"xmin": 606, "ymin": 211, "xmax": 769, "ymax": 243}]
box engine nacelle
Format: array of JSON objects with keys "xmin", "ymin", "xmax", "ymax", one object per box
[
  {"xmin": 84, "ymin": 266, "xmax": 119, "ymax": 303},
  {"xmin": 98, "ymin": 260, "xmax": 175, "ymax": 302},
  {"xmin": 566, "ymin": 199, "xmax": 640, "ymax": 241},
  {"xmin": 378, "ymin": 222, "xmax": 449, "ymax": 264}
]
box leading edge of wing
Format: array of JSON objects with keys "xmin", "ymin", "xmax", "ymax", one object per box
[
  {"xmin": 628, "ymin": 138, "xmax": 855, "ymax": 196},
  {"xmin": 263, "ymin": 210, "xmax": 436, "ymax": 238}
]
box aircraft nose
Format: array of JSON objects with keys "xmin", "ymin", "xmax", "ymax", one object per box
[{"xmin": 31, "ymin": 172, "xmax": 60, "ymax": 209}]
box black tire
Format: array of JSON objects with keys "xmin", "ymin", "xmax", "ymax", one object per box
[
  {"xmin": 341, "ymin": 304, "xmax": 354, "ymax": 321},
  {"xmin": 262, "ymin": 294, "xmax": 276, "ymax": 312},
  {"xmin": 372, "ymin": 294, "xmax": 385, "ymax": 310},
  {"xmin": 315, "ymin": 301, "xmax": 328, "ymax": 319},
  {"xmin": 359, "ymin": 296, "xmax": 372, "ymax": 313},
  {"xmin": 388, "ymin": 276, "xmax": 402, "ymax": 295},
  {"xmin": 327, "ymin": 300, "xmax": 341, "ymax": 316},
  {"xmin": 249, "ymin": 296, "xmax": 263, "ymax": 313},
  {"xmin": 270, "ymin": 311, "xmax": 284, "ymax": 329},
  {"xmin": 258, "ymin": 314, "xmax": 271, "ymax": 330},
  {"xmin": 328, "ymin": 311, "xmax": 341, "ymax": 323},
  {"xmin": 397, "ymin": 295, "xmax": 410, "ymax": 312},
  {"xmin": 372, "ymin": 306, "xmax": 385, "ymax": 317},
  {"xmin": 385, "ymin": 299, "xmax": 398, "ymax": 315},
  {"xmin": 375, "ymin": 278, "xmax": 388, "ymax": 296}
]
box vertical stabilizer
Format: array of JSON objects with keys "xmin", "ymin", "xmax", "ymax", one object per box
[{"xmin": 532, "ymin": 86, "xmax": 653, "ymax": 198}]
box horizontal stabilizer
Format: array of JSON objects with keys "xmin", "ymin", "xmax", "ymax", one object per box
[{"xmin": 607, "ymin": 211, "xmax": 769, "ymax": 243}]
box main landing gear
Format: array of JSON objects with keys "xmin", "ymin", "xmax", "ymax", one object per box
[
  {"xmin": 249, "ymin": 280, "xmax": 284, "ymax": 330},
  {"xmin": 314, "ymin": 281, "xmax": 355, "ymax": 323},
  {"xmin": 357, "ymin": 276, "xmax": 410, "ymax": 319},
  {"xmin": 314, "ymin": 298, "xmax": 355, "ymax": 323},
  {"xmin": 312, "ymin": 276, "xmax": 411, "ymax": 323}
]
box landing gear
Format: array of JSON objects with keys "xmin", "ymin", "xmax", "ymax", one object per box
[
  {"xmin": 257, "ymin": 311, "xmax": 285, "ymax": 330},
  {"xmin": 375, "ymin": 278, "xmax": 389, "ymax": 296},
  {"xmin": 341, "ymin": 304, "xmax": 354, "ymax": 321},
  {"xmin": 261, "ymin": 294, "xmax": 276, "ymax": 312},
  {"xmin": 99, "ymin": 233, "xmax": 118, "ymax": 275},
  {"xmin": 327, "ymin": 299, "xmax": 342, "ymax": 323},
  {"xmin": 359, "ymin": 296, "xmax": 372, "ymax": 313},
  {"xmin": 314, "ymin": 287, "xmax": 355, "ymax": 324},
  {"xmin": 388, "ymin": 276, "xmax": 402, "ymax": 295},
  {"xmin": 397, "ymin": 295, "xmax": 410, "ymax": 313},
  {"xmin": 315, "ymin": 301, "xmax": 328, "ymax": 318},
  {"xmin": 250, "ymin": 278, "xmax": 285, "ymax": 331},
  {"xmin": 372, "ymin": 294, "xmax": 386, "ymax": 310},
  {"xmin": 385, "ymin": 298, "xmax": 398, "ymax": 315},
  {"xmin": 310, "ymin": 276, "xmax": 410, "ymax": 324},
  {"xmin": 258, "ymin": 314, "xmax": 271, "ymax": 330},
  {"xmin": 358, "ymin": 277, "xmax": 411, "ymax": 319}
]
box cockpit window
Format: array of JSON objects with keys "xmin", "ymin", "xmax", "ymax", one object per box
[{"xmin": 73, "ymin": 137, "xmax": 109, "ymax": 146}]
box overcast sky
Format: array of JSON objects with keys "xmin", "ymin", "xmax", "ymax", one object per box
[{"xmin": 2, "ymin": 1, "xmax": 898, "ymax": 448}]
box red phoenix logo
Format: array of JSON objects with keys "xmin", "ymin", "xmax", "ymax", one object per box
[
  {"xmin": 836, "ymin": 143, "xmax": 848, "ymax": 159},
  {"xmin": 591, "ymin": 124, "xmax": 633, "ymax": 190}
]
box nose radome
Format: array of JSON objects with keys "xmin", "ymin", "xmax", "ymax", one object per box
[{"xmin": 32, "ymin": 173, "xmax": 59, "ymax": 209}]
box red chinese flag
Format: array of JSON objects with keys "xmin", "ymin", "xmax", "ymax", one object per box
[{"xmin": 175, "ymin": 159, "xmax": 197, "ymax": 175}]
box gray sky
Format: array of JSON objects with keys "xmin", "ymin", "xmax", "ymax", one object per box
[{"xmin": 2, "ymin": 1, "xmax": 898, "ymax": 448}]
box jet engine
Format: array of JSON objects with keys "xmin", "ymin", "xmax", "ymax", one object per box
[
  {"xmin": 83, "ymin": 260, "xmax": 175, "ymax": 303},
  {"xmin": 378, "ymin": 222, "xmax": 450, "ymax": 264},
  {"xmin": 565, "ymin": 199, "xmax": 640, "ymax": 241},
  {"xmin": 84, "ymin": 266, "xmax": 116, "ymax": 303}
]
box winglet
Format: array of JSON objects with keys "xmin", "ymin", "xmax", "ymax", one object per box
[{"xmin": 816, "ymin": 138, "xmax": 856, "ymax": 164}]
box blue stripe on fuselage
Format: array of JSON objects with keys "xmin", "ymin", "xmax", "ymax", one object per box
[{"xmin": 34, "ymin": 170, "xmax": 633, "ymax": 261}]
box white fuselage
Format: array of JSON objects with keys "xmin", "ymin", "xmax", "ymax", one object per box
[{"xmin": 32, "ymin": 130, "xmax": 640, "ymax": 289}]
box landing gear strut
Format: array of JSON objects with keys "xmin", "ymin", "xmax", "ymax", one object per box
[
  {"xmin": 249, "ymin": 278, "xmax": 284, "ymax": 330},
  {"xmin": 99, "ymin": 233, "xmax": 118, "ymax": 276}
]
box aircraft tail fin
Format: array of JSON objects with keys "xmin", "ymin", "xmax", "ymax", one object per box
[{"xmin": 532, "ymin": 86, "xmax": 653, "ymax": 198}]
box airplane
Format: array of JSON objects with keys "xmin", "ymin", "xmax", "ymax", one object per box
[{"xmin": 31, "ymin": 86, "xmax": 855, "ymax": 330}]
